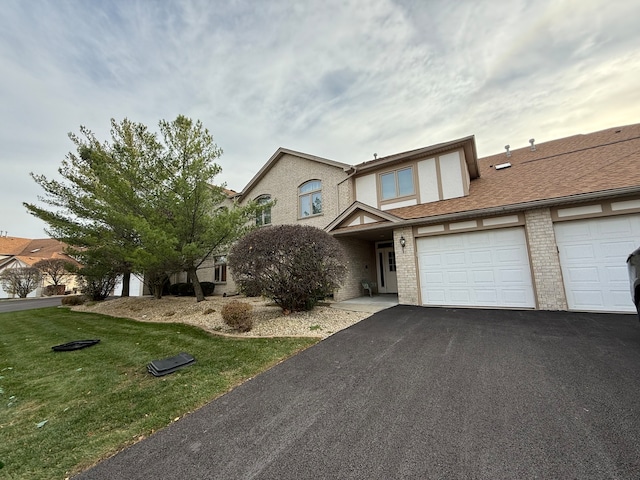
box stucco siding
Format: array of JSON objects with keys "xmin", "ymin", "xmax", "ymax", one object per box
[
  {"xmin": 439, "ymin": 151, "xmax": 465, "ymax": 200},
  {"xmin": 355, "ymin": 174, "xmax": 377, "ymax": 208},
  {"xmin": 417, "ymin": 158, "xmax": 439, "ymax": 204}
]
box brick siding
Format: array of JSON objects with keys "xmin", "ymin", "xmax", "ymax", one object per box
[
  {"xmin": 394, "ymin": 227, "xmax": 419, "ymax": 305},
  {"xmin": 524, "ymin": 208, "xmax": 568, "ymax": 310}
]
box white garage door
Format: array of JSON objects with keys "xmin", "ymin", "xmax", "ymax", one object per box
[
  {"xmin": 417, "ymin": 228, "xmax": 535, "ymax": 308},
  {"xmin": 554, "ymin": 215, "xmax": 640, "ymax": 312}
]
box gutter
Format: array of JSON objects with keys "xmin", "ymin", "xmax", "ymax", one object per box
[{"xmin": 330, "ymin": 186, "xmax": 640, "ymax": 236}]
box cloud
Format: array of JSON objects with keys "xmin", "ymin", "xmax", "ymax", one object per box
[{"xmin": 1, "ymin": 0, "xmax": 639, "ymax": 237}]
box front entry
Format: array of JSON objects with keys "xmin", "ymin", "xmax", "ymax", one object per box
[{"xmin": 376, "ymin": 242, "xmax": 398, "ymax": 293}]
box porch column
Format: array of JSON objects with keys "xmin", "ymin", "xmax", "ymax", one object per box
[
  {"xmin": 394, "ymin": 227, "xmax": 419, "ymax": 305},
  {"xmin": 524, "ymin": 208, "xmax": 568, "ymax": 310}
]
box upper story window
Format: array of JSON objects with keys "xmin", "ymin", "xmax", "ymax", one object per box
[
  {"xmin": 380, "ymin": 167, "xmax": 414, "ymax": 200},
  {"xmin": 299, "ymin": 180, "xmax": 322, "ymax": 218},
  {"xmin": 255, "ymin": 195, "xmax": 271, "ymax": 226}
]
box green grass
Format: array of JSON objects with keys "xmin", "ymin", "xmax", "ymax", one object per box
[{"xmin": 0, "ymin": 307, "xmax": 319, "ymax": 479}]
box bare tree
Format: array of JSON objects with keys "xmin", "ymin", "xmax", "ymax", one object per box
[
  {"xmin": 33, "ymin": 258, "xmax": 73, "ymax": 287},
  {"xmin": 0, "ymin": 267, "xmax": 43, "ymax": 298}
]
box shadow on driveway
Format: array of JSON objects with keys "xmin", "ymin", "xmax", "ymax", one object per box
[{"xmin": 77, "ymin": 306, "xmax": 640, "ymax": 479}]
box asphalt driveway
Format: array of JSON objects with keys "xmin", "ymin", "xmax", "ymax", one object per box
[{"xmin": 77, "ymin": 306, "xmax": 640, "ymax": 479}]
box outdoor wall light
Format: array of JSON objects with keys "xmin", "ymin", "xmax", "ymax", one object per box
[{"xmin": 399, "ymin": 236, "xmax": 406, "ymax": 251}]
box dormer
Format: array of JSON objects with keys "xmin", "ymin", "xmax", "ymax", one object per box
[{"xmin": 351, "ymin": 136, "xmax": 479, "ymax": 211}]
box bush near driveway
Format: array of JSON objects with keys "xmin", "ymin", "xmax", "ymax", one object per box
[{"xmin": 0, "ymin": 307, "xmax": 318, "ymax": 480}]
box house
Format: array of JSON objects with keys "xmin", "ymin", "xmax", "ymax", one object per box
[
  {"xmin": 222, "ymin": 123, "xmax": 640, "ymax": 313},
  {"xmin": 0, "ymin": 236, "xmax": 82, "ymax": 298}
]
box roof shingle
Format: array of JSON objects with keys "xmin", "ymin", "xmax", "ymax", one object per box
[{"xmin": 387, "ymin": 123, "xmax": 640, "ymax": 220}]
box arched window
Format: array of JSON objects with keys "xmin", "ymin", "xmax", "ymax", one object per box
[
  {"xmin": 256, "ymin": 195, "xmax": 271, "ymax": 226},
  {"xmin": 299, "ymin": 180, "xmax": 322, "ymax": 218}
]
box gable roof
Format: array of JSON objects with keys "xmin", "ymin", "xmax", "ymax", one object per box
[
  {"xmin": 0, "ymin": 236, "xmax": 32, "ymax": 256},
  {"xmin": 325, "ymin": 201, "xmax": 403, "ymax": 233},
  {"xmin": 352, "ymin": 135, "xmax": 479, "ymax": 179},
  {"xmin": 386, "ymin": 123, "xmax": 640, "ymax": 222},
  {"xmin": 0, "ymin": 237, "xmax": 80, "ymax": 268},
  {"xmin": 239, "ymin": 147, "xmax": 350, "ymax": 199}
]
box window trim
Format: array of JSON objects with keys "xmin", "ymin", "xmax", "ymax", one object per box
[
  {"xmin": 378, "ymin": 165, "xmax": 417, "ymax": 203},
  {"xmin": 213, "ymin": 256, "xmax": 227, "ymax": 284},
  {"xmin": 255, "ymin": 194, "xmax": 272, "ymax": 226},
  {"xmin": 298, "ymin": 179, "xmax": 323, "ymax": 219}
]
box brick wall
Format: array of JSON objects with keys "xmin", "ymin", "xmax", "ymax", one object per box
[
  {"xmin": 240, "ymin": 154, "xmax": 349, "ymax": 229},
  {"xmin": 524, "ymin": 208, "xmax": 568, "ymax": 310},
  {"xmin": 394, "ymin": 227, "xmax": 419, "ymax": 305},
  {"xmin": 337, "ymin": 178, "xmax": 354, "ymax": 213},
  {"xmin": 334, "ymin": 237, "xmax": 376, "ymax": 301}
]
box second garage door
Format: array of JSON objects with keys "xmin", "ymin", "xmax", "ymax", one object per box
[
  {"xmin": 554, "ymin": 215, "xmax": 640, "ymax": 313},
  {"xmin": 417, "ymin": 228, "xmax": 535, "ymax": 308}
]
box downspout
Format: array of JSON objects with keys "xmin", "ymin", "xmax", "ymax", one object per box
[{"xmin": 337, "ymin": 165, "xmax": 358, "ymax": 216}]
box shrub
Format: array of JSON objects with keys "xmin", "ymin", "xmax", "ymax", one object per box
[
  {"xmin": 169, "ymin": 282, "xmax": 213, "ymax": 297},
  {"xmin": 221, "ymin": 300, "xmax": 253, "ymax": 332},
  {"xmin": 168, "ymin": 283, "xmax": 181, "ymax": 296},
  {"xmin": 61, "ymin": 295, "xmax": 85, "ymax": 306},
  {"xmin": 79, "ymin": 273, "xmax": 118, "ymax": 301},
  {"xmin": 200, "ymin": 282, "xmax": 215, "ymax": 296},
  {"xmin": 228, "ymin": 225, "xmax": 347, "ymax": 312},
  {"xmin": 237, "ymin": 279, "xmax": 263, "ymax": 297}
]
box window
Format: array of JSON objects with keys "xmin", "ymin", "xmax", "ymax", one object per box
[
  {"xmin": 380, "ymin": 167, "xmax": 414, "ymax": 200},
  {"xmin": 256, "ymin": 195, "xmax": 271, "ymax": 226},
  {"xmin": 299, "ymin": 180, "xmax": 322, "ymax": 217},
  {"xmin": 214, "ymin": 256, "xmax": 227, "ymax": 283}
]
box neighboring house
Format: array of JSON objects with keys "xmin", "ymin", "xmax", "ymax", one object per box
[
  {"xmin": 228, "ymin": 123, "xmax": 640, "ymax": 313},
  {"xmin": 0, "ymin": 236, "xmax": 82, "ymax": 298}
]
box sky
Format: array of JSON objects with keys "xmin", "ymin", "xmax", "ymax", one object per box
[{"xmin": 1, "ymin": 0, "xmax": 639, "ymax": 239}]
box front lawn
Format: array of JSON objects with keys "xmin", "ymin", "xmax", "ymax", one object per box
[{"xmin": 0, "ymin": 307, "xmax": 319, "ymax": 479}]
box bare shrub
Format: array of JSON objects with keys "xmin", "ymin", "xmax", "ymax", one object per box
[
  {"xmin": 221, "ymin": 300, "xmax": 253, "ymax": 332},
  {"xmin": 61, "ymin": 295, "xmax": 86, "ymax": 306}
]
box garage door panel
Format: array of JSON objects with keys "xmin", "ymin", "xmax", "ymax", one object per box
[
  {"xmin": 597, "ymin": 217, "xmax": 634, "ymax": 235},
  {"xmin": 425, "ymin": 272, "xmax": 444, "ymax": 284},
  {"xmin": 572, "ymin": 290, "xmax": 605, "ymax": 308},
  {"xmin": 450, "ymin": 289, "xmax": 472, "ymax": 303},
  {"xmin": 566, "ymin": 266, "xmax": 600, "ymax": 282},
  {"xmin": 473, "ymin": 233, "xmax": 492, "ymax": 246},
  {"xmin": 417, "ymin": 228, "xmax": 535, "ymax": 308},
  {"xmin": 448, "ymin": 271, "xmax": 469, "ymax": 284},
  {"xmin": 446, "ymin": 252, "xmax": 466, "ymax": 265},
  {"xmin": 495, "ymin": 246, "xmax": 526, "ymax": 263},
  {"xmin": 555, "ymin": 215, "xmax": 640, "ymax": 312},
  {"xmin": 470, "ymin": 250, "xmax": 492, "ymax": 265},
  {"xmin": 563, "ymin": 244, "xmax": 596, "ymax": 261},
  {"xmin": 473, "ymin": 270, "xmax": 495, "ymax": 283},
  {"xmin": 421, "ymin": 254, "xmax": 442, "ymax": 268},
  {"xmin": 500, "ymin": 268, "xmax": 528, "ymax": 283},
  {"xmin": 601, "ymin": 241, "xmax": 637, "ymax": 258},
  {"xmin": 607, "ymin": 265, "xmax": 629, "ymax": 282},
  {"xmin": 424, "ymin": 289, "xmax": 446, "ymax": 302},
  {"xmin": 503, "ymin": 289, "xmax": 530, "ymax": 305},
  {"xmin": 476, "ymin": 290, "xmax": 498, "ymax": 303}
]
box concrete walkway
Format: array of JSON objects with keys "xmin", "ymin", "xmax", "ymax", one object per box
[{"xmin": 330, "ymin": 294, "xmax": 399, "ymax": 313}]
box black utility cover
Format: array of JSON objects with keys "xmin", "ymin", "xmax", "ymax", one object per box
[
  {"xmin": 147, "ymin": 352, "xmax": 195, "ymax": 377},
  {"xmin": 52, "ymin": 339, "xmax": 100, "ymax": 351}
]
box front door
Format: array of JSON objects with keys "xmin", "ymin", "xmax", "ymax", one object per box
[{"xmin": 376, "ymin": 242, "xmax": 398, "ymax": 294}]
